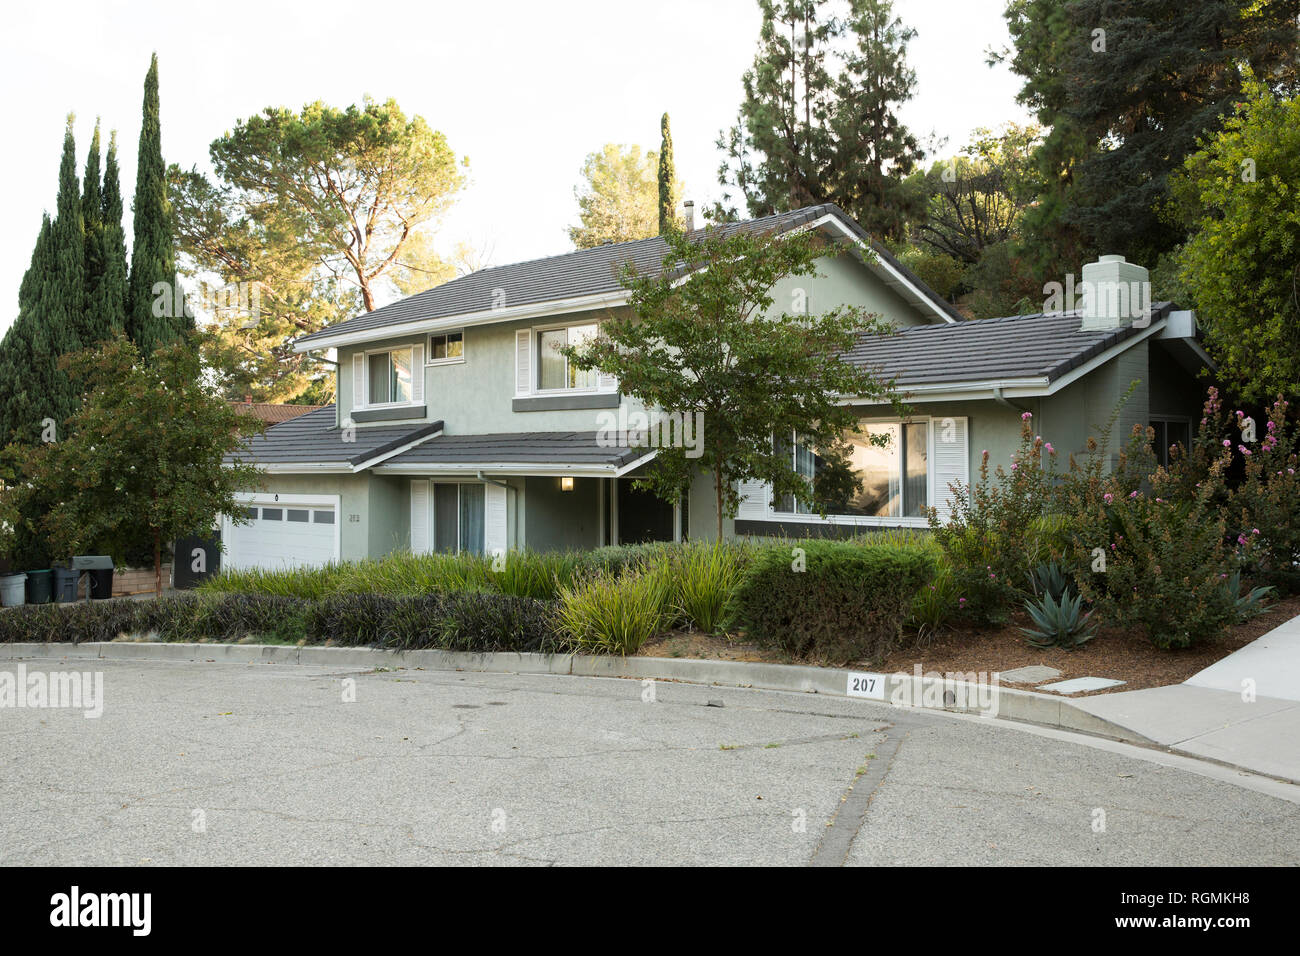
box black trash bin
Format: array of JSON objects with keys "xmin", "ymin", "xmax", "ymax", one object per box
[
  {"xmin": 88, "ymin": 568, "xmax": 114, "ymax": 600},
  {"xmin": 52, "ymin": 567, "xmax": 79, "ymax": 602}
]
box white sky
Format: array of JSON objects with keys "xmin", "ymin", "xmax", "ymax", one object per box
[{"xmin": 0, "ymin": 0, "xmax": 1030, "ymax": 334}]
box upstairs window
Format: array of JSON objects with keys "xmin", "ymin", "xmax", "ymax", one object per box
[
  {"xmin": 427, "ymin": 331, "xmax": 464, "ymax": 365},
  {"xmin": 367, "ymin": 347, "xmax": 414, "ymax": 405},
  {"xmin": 537, "ymin": 324, "xmax": 598, "ymax": 391}
]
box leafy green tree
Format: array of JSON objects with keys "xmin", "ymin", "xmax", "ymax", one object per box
[
  {"xmin": 1169, "ymin": 80, "xmax": 1300, "ymax": 402},
  {"xmin": 127, "ymin": 54, "xmax": 187, "ymax": 356},
  {"xmin": 658, "ymin": 113, "xmax": 678, "ymax": 235},
  {"xmin": 999, "ymin": 0, "xmax": 1300, "ymax": 272},
  {"xmin": 172, "ymin": 96, "xmax": 465, "ymax": 400},
  {"xmin": 566, "ymin": 226, "xmax": 900, "ymax": 538},
  {"xmin": 569, "ymin": 143, "xmax": 676, "ymax": 248},
  {"xmin": 5, "ymin": 332, "xmax": 265, "ymax": 594},
  {"xmin": 911, "ymin": 124, "xmax": 1041, "ymax": 265}
]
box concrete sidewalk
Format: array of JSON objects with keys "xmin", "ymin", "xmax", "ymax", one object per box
[{"xmin": 1072, "ymin": 612, "xmax": 1300, "ymax": 782}]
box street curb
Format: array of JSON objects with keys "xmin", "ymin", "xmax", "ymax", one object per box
[{"xmin": 4, "ymin": 640, "xmax": 1156, "ymax": 746}]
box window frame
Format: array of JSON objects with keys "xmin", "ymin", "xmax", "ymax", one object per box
[
  {"xmin": 426, "ymin": 330, "xmax": 465, "ymax": 366},
  {"xmin": 768, "ymin": 416, "xmax": 935, "ymax": 528},
  {"xmin": 1149, "ymin": 416, "xmax": 1193, "ymax": 469},
  {"xmin": 533, "ymin": 321, "xmax": 600, "ymax": 395},
  {"xmin": 360, "ymin": 345, "xmax": 417, "ymax": 409}
]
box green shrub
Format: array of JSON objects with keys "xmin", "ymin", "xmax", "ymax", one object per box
[
  {"xmin": 489, "ymin": 550, "xmax": 585, "ymax": 600},
  {"xmin": 928, "ymin": 413, "xmax": 1060, "ymax": 624},
  {"xmin": 432, "ymin": 592, "xmax": 560, "ymax": 652},
  {"xmin": 907, "ymin": 554, "xmax": 962, "ymax": 640},
  {"xmin": 555, "ymin": 566, "xmax": 672, "ymax": 654},
  {"xmin": 668, "ymin": 540, "xmax": 750, "ymax": 634},
  {"xmin": 727, "ymin": 540, "xmax": 936, "ymax": 664}
]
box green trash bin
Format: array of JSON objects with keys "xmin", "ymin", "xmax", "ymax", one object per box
[{"xmin": 25, "ymin": 569, "xmax": 53, "ymax": 604}]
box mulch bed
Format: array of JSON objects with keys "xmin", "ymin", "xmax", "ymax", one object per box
[{"xmin": 637, "ymin": 593, "xmax": 1300, "ymax": 698}]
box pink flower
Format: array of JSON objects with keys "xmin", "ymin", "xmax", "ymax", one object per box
[
  {"xmin": 1021, "ymin": 411, "xmax": 1032, "ymax": 421},
  {"xmin": 1044, "ymin": 442, "xmax": 1055, "ymax": 454},
  {"xmin": 1103, "ymin": 492, "xmax": 1114, "ymax": 503},
  {"xmin": 1129, "ymin": 490, "xmax": 1138, "ymax": 498},
  {"xmin": 1223, "ymin": 440, "xmax": 1232, "ymax": 448}
]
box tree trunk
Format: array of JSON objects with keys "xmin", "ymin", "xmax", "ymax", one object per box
[
  {"xmin": 153, "ymin": 528, "xmax": 162, "ymax": 597},
  {"xmin": 715, "ymin": 463, "xmax": 724, "ymax": 541}
]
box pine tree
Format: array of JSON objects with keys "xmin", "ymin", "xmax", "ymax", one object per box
[
  {"xmin": 829, "ymin": 0, "xmax": 924, "ymax": 241},
  {"xmin": 658, "ymin": 113, "xmax": 677, "ymax": 234},
  {"xmin": 127, "ymin": 54, "xmax": 184, "ymax": 355},
  {"xmin": 717, "ymin": 0, "xmax": 839, "ymax": 218},
  {"xmin": 716, "ymin": 0, "xmax": 923, "ymax": 238}
]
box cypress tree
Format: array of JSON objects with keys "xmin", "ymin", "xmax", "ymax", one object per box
[
  {"xmin": 82, "ymin": 120, "xmax": 109, "ymax": 345},
  {"xmin": 0, "ymin": 216, "xmax": 55, "ymax": 445},
  {"xmin": 97, "ymin": 131, "xmax": 129, "ymax": 333},
  {"xmin": 84, "ymin": 126, "xmax": 129, "ymax": 340},
  {"xmin": 0, "ymin": 118, "xmax": 89, "ymax": 446},
  {"xmin": 658, "ymin": 113, "xmax": 676, "ymax": 234},
  {"xmin": 127, "ymin": 54, "xmax": 184, "ymax": 356}
]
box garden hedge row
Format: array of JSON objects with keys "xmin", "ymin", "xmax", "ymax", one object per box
[
  {"xmin": 727, "ymin": 540, "xmax": 937, "ymax": 664},
  {"xmin": 0, "ymin": 591, "xmax": 559, "ymax": 653}
]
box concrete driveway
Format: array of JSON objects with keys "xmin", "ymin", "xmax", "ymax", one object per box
[{"xmin": 2, "ymin": 659, "xmax": 1297, "ymax": 866}]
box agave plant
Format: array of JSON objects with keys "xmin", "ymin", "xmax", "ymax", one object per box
[
  {"xmin": 1222, "ymin": 569, "xmax": 1274, "ymax": 623},
  {"xmin": 1020, "ymin": 590, "xmax": 1097, "ymax": 649},
  {"xmin": 1025, "ymin": 560, "xmax": 1077, "ymax": 603}
]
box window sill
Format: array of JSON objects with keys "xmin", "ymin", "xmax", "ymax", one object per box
[
  {"xmin": 735, "ymin": 514, "xmax": 928, "ymax": 538},
  {"xmin": 512, "ymin": 393, "xmax": 620, "ymax": 412},
  {"xmin": 350, "ymin": 404, "xmax": 428, "ymax": 423}
]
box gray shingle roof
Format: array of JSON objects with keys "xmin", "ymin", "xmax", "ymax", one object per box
[
  {"xmin": 225, "ymin": 406, "xmax": 443, "ymax": 466},
  {"xmin": 844, "ymin": 304, "xmax": 1173, "ymax": 387},
  {"xmin": 294, "ymin": 204, "xmax": 961, "ymax": 348},
  {"xmin": 383, "ymin": 431, "xmax": 642, "ymax": 468}
]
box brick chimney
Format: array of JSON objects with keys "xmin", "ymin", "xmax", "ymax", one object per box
[{"xmin": 1080, "ymin": 255, "xmax": 1151, "ymax": 331}]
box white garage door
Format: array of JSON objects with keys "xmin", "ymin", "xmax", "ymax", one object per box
[{"xmin": 225, "ymin": 499, "xmax": 339, "ymax": 571}]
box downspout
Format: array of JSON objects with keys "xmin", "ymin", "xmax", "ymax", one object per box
[
  {"xmin": 992, "ymin": 386, "xmax": 1031, "ymax": 417},
  {"xmin": 476, "ymin": 471, "xmax": 520, "ymax": 553}
]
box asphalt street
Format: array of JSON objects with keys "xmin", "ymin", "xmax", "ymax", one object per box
[{"xmin": 2, "ymin": 659, "xmax": 1297, "ymax": 866}]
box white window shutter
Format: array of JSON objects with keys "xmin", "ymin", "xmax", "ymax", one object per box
[
  {"xmin": 353, "ymin": 353, "xmax": 365, "ymax": 410},
  {"xmin": 485, "ymin": 483, "xmax": 508, "ymax": 557},
  {"xmin": 735, "ymin": 479, "xmax": 773, "ymax": 520},
  {"xmin": 410, "ymin": 480, "xmax": 429, "ymax": 554},
  {"xmin": 931, "ymin": 416, "xmax": 969, "ymax": 520},
  {"xmin": 411, "ymin": 344, "xmax": 424, "ymax": 404},
  {"xmin": 515, "ymin": 330, "xmax": 531, "ymax": 396}
]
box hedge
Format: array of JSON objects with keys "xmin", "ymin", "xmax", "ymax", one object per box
[
  {"xmin": 727, "ymin": 540, "xmax": 937, "ymax": 664},
  {"xmin": 0, "ymin": 592, "xmax": 559, "ymax": 653}
]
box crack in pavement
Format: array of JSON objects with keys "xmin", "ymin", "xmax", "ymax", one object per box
[{"xmin": 808, "ymin": 729, "xmax": 905, "ymax": 867}]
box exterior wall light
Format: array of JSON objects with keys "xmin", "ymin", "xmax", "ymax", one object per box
[{"xmin": 561, "ymin": 476, "xmax": 574, "ymax": 492}]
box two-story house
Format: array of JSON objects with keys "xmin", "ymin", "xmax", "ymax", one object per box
[{"xmin": 223, "ymin": 204, "xmax": 1212, "ymax": 570}]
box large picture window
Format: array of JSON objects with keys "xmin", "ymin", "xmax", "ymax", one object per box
[
  {"xmin": 367, "ymin": 347, "xmax": 414, "ymax": 405},
  {"xmin": 537, "ymin": 324, "xmax": 598, "ymax": 391},
  {"xmin": 776, "ymin": 422, "xmax": 929, "ymax": 518}
]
